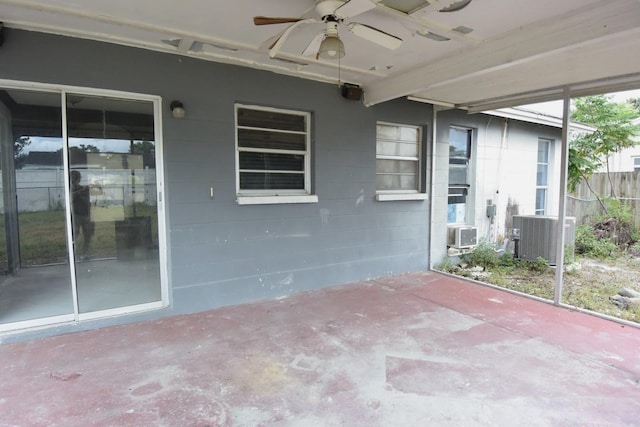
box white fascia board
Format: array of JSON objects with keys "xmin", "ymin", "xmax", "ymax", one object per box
[
  {"xmin": 363, "ymin": 0, "xmax": 640, "ymax": 107},
  {"xmin": 484, "ymin": 108, "xmax": 596, "ymax": 133}
]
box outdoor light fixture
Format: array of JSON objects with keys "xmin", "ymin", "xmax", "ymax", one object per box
[
  {"xmin": 318, "ymin": 21, "xmax": 345, "ymax": 60},
  {"xmin": 170, "ymin": 100, "xmax": 185, "ymax": 119},
  {"xmin": 318, "ymin": 35, "xmax": 345, "ymax": 59}
]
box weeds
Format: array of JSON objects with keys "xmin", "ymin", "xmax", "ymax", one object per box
[{"xmin": 575, "ymin": 225, "xmax": 618, "ymax": 258}]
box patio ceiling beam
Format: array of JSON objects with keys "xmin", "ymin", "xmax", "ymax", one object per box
[{"xmin": 363, "ymin": 0, "xmax": 640, "ymax": 107}]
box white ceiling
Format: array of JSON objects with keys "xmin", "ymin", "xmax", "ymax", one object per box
[{"xmin": 2, "ymin": 0, "xmax": 640, "ymax": 110}]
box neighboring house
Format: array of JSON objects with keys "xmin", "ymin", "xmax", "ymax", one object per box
[
  {"xmin": 599, "ymin": 117, "xmax": 640, "ymax": 173},
  {"xmin": 431, "ymin": 107, "xmax": 592, "ymax": 261}
]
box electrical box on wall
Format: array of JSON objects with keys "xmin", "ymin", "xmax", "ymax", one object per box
[
  {"xmin": 340, "ymin": 83, "xmax": 363, "ymax": 101},
  {"xmin": 447, "ymin": 225, "xmax": 478, "ymax": 249}
]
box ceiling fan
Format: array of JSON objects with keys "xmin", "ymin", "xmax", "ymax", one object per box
[{"xmin": 253, "ymin": 0, "xmax": 403, "ymax": 60}]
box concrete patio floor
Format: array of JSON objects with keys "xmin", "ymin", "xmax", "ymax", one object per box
[{"xmin": 1, "ymin": 271, "xmax": 640, "ymax": 426}]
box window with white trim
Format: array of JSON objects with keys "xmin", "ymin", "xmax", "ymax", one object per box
[
  {"xmin": 235, "ymin": 104, "xmax": 316, "ymax": 204},
  {"xmin": 376, "ymin": 122, "xmax": 422, "ymax": 196},
  {"xmin": 633, "ymin": 156, "xmax": 640, "ymax": 172},
  {"xmin": 535, "ymin": 138, "xmax": 551, "ymax": 215},
  {"xmin": 447, "ymin": 126, "xmax": 472, "ymax": 224}
]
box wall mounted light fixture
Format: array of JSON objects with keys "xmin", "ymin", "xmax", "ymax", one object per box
[{"xmin": 170, "ymin": 100, "xmax": 185, "ymax": 119}]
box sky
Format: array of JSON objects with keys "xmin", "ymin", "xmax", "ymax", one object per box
[
  {"xmin": 522, "ymin": 89, "xmax": 640, "ymax": 117},
  {"xmin": 23, "ymin": 138, "xmax": 134, "ymax": 154}
]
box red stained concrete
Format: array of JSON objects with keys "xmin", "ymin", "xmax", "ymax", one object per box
[{"xmin": 1, "ymin": 271, "xmax": 640, "ymax": 426}]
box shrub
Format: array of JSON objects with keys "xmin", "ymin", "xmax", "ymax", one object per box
[
  {"xmin": 464, "ymin": 241, "xmax": 518, "ymax": 268},
  {"xmin": 575, "ymin": 224, "xmax": 618, "ymax": 258},
  {"xmin": 462, "ymin": 240, "xmax": 501, "ymax": 269},
  {"xmin": 436, "ymin": 258, "xmax": 456, "ymax": 273}
]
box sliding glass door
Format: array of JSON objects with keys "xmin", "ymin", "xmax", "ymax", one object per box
[
  {"xmin": 67, "ymin": 94, "xmax": 161, "ymax": 314},
  {"xmin": 0, "ymin": 89, "xmax": 74, "ymax": 326},
  {"xmin": 0, "ymin": 86, "xmax": 165, "ymax": 330}
]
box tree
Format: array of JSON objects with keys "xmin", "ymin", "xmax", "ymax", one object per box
[
  {"xmin": 568, "ymin": 95, "xmax": 640, "ymax": 211},
  {"xmin": 628, "ymin": 97, "xmax": 640, "ymax": 114},
  {"xmin": 14, "ymin": 136, "xmax": 32, "ymax": 169}
]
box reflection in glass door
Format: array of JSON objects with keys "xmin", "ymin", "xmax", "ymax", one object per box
[
  {"xmin": 0, "ymin": 89, "xmax": 74, "ymax": 327},
  {"xmin": 0, "ymin": 87, "xmax": 164, "ymax": 330},
  {"xmin": 66, "ymin": 94, "xmax": 161, "ymax": 314}
]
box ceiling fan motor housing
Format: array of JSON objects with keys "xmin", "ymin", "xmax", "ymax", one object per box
[{"xmin": 316, "ymin": 0, "xmax": 347, "ymax": 20}]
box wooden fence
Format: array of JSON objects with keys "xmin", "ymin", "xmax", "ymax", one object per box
[{"xmin": 566, "ymin": 171, "xmax": 640, "ymax": 229}]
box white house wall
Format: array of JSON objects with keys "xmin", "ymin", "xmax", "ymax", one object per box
[
  {"xmin": 0, "ymin": 29, "xmax": 433, "ymax": 338},
  {"xmin": 432, "ymin": 109, "xmax": 562, "ymax": 265}
]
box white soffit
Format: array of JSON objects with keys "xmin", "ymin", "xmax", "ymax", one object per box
[{"xmin": 0, "ymin": 0, "xmax": 639, "ymax": 108}]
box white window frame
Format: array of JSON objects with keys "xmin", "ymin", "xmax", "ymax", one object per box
[
  {"xmin": 447, "ymin": 126, "xmax": 472, "ymax": 224},
  {"xmin": 375, "ymin": 121, "xmax": 427, "ymax": 201},
  {"xmin": 235, "ymin": 104, "xmax": 317, "ymax": 205},
  {"xmin": 535, "ymin": 138, "xmax": 551, "ymax": 215},
  {"xmin": 633, "ymin": 156, "xmax": 640, "ymax": 172}
]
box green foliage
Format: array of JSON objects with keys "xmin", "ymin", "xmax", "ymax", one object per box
[
  {"xmin": 435, "ymin": 258, "xmax": 456, "ymax": 273},
  {"xmin": 461, "ymin": 240, "xmax": 500, "ymax": 269},
  {"xmin": 521, "ymin": 257, "xmax": 550, "ymax": 273},
  {"xmin": 601, "ymin": 198, "xmax": 633, "ymax": 224},
  {"xmin": 575, "ymin": 225, "xmax": 617, "ymax": 258},
  {"xmin": 461, "ymin": 240, "xmax": 515, "ymax": 270},
  {"xmin": 568, "ymin": 95, "xmax": 640, "ymax": 193}
]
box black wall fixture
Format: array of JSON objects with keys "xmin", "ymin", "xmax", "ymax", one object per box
[{"xmin": 340, "ymin": 83, "xmax": 363, "ymax": 101}]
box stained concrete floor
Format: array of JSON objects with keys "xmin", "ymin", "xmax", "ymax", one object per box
[{"xmin": 1, "ymin": 271, "xmax": 640, "ymax": 426}]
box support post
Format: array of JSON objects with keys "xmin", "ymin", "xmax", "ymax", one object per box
[{"xmin": 554, "ymin": 88, "xmax": 571, "ymax": 304}]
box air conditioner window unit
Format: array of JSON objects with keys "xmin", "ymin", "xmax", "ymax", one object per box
[{"xmin": 447, "ymin": 225, "xmax": 478, "ymax": 249}]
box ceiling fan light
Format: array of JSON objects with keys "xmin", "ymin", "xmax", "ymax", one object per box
[{"xmin": 318, "ymin": 36, "xmax": 345, "ymax": 59}]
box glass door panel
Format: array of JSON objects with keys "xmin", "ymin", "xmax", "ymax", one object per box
[
  {"xmin": 66, "ymin": 94, "xmax": 161, "ymax": 314},
  {"xmin": 0, "ymin": 89, "xmax": 74, "ymax": 325}
]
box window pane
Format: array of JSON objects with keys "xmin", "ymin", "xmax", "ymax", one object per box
[
  {"xmin": 238, "ymin": 108, "xmax": 305, "ymax": 132},
  {"xmin": 376, "ymin": 124, "xmax": 398, "ymax": 140},
  {"xmin": 240, "ymin": 172, "xmax": 304, "ymax": 190},
  {"xmin": 376, "ymin": 140, "xmax": 418, "ymax": 157},
  {"xmin": 447, "ymin": 203, "xmax": 466, "ymax": 223},
  {"xmin": 376, "ymin": 174, "xmax": 417, "ymax": 191},
  {"xmin": 239, "ymin": 152, "xmax": 304, "ymax": 171},
  {"xmin": 376, "ymin": 159, "xmax": 418, "ymax": 174},
  {"xmin": 536, "ymin": 164, "xmax": 548, "ymax": 185},
  {"xmin": 238, "ymin": 129, "xmax": 306, "ymax": 151},
  {"xmin": 536, "ymin": 188, "xmax": 546, "ymax": 214},
  {"xmin": 537, "ymin": 140, "xmax": 550, "ymax": 163},
  {"xmin": 399, "ymin": 126, "xmax": 418, "ymax": 141},
  {"xmin": 449, "ymin": 128, "xmax": 470, "ymax": 157},
  {"xmin": 449, "ymin": 165, "xmax": 467, "ymax": 185}
]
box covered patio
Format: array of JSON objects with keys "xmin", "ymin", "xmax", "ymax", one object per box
[{"xmin": 2, "ymin": 272, "xmax": 639, "ymax": 426}]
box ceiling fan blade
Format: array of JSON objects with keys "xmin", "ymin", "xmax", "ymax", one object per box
[
  {"xmin": 253, "ymin": 16, "xmax": 303, "ymax": 25},
  {"xmin": 334, "ymin": 0, "xmax": 377, "ymax": 20},
  {"xmin": 347, "ymin": 23, "xmax": 402, "ymax": 50},
  {"xmin": 302, "ymin": 32, "xmax": 326, "ymax": 57},
  {"xmin": 439, "ymin": 0, "xmax": 473, "ymax": 13}
]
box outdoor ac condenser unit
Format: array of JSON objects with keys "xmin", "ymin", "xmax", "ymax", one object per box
[
  {"xmin": 512, "ymin": 215, "xmax": 576, "ymax": 265},
  {"xmin": 447, "ymin": 225, "xmax": 478, "ymax": 249}
]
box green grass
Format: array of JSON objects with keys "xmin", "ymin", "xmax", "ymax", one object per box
[{"xmin": 0, "ymin": 204, "xmax": 158, "ymax": 267}]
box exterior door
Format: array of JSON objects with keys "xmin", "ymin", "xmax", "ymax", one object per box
[
  {"xmin": 0, "ymin": 86, "xmax": 165, "ymax": 331},
  {"xmin": 0, "ymin": 89, "xmax": 74, "ymax": 327},
  {"xmin": 66, "ymin": 94, "xmax": 162, "ymax": 315}
]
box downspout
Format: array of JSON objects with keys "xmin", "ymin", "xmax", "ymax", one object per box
[
  {"xmin": 428, "ymin": 106, "xmax": 438, "ymax": 270},
  {"xmin": 553, "ymin": 87, "xmax": 570, "ymax": 304},
  {"xmin": 494, "ymin": 118, "xmax": 508, "ymax": 243}
]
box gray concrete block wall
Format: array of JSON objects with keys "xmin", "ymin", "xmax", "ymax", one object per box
[{"xmin": 0, "ymin": 29, "xmax": 432, "ymax": 322}]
